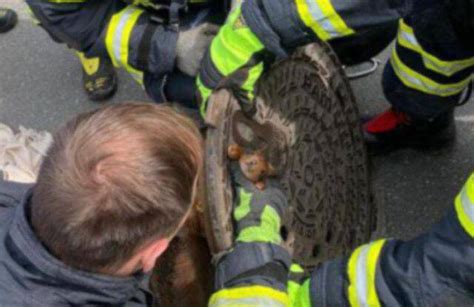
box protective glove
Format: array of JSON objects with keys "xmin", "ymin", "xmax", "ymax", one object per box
[
  {"xmin": 176, "ymin": 22, "xmax": 220, "ymax": 77},
  {"xmin": 196, "ymin": 5, "xmax": 266, "ymax": 119},
  {"xmin": 230, "ymin": 162, "xmax": 288, "ymax": 245}
]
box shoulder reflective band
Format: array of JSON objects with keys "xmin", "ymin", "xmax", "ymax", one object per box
[
  {"xmin": 209, "ymin": 285, "xmax": 288, "ymax": 307},
  {"xmin": 455, "ymin": 174, "xmax": 474, "ymax": 238},
  {"xmin": 347, "ymin": 239, "xmax": 386, "ymax": 307},
  {"xmin": 106, "ymin": 6, "xmax": 145, "ymax": 84},
  {"xmin": 390, "ymin": 47, "xmax": 472, "ymax": 97},
  {"xmin": 295, "ymin": 0, "xmax": 354, "ymax": 41},
  {"xmin": 397, "ymin": 20, "xmax": 474, "ymax": 77}
]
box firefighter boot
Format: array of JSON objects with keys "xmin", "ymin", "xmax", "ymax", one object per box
[
  {"xmin": 0, "ymin": 8, "xmax": 17, "ymax": 33},
  {"xmin": 363, "ymin": 108, "xmax": 455, "ymax": 153},
  {"xmin": 77, "ymin": 52, "xmax": 117, "ymax": 102}
]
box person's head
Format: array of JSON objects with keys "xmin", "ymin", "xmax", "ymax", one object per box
[{"xmin": 31, "ymin": 102, "xmax": 203, "ymax": 276}]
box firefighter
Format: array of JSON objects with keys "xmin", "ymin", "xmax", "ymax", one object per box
[
  {"xmin": 24, "ymin": 0, "xmax": 221, "ymax": 106},
  {"xmin": 25, "ymin": 2, "xmax": 118, "ymax": 102},
  {"xmin": 0, "ymin": 103, "xmax": 472, "ymax": 305},
  {"xmin": 197, "ymin": 0, "xmax": 474, "ymax": 152},
  {"xmin": 0, "ymin": 8, "xmax": 17, "ymax": 33},
  {"xmin": 210, "ymin": 162, "xmax": 474, "ymax": 306}
]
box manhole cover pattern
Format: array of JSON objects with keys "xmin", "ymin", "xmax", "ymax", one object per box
[{"xmin": 205, "ymin": 42, "xmax": 376, "ymax": 268}]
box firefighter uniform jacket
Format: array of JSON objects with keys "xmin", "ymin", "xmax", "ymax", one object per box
[
  {"xmin": 210, "ymin": 173, "xmax": 474, "ymax": 306},
  {"xmin": 0, "ymin": 172, "xmax": 473, "ymax": 306},
  {"xmin": 0, "ymin": 180, "xmax": 154, "ymax": 306},
  {"xmin": 198, "ymin": 0, "xmax": 474, "ymax": 121},
  {"xmin": 25, "ymin": 0, "xmax": 180, "ymax": 84}
]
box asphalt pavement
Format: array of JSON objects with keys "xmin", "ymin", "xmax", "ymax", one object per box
[{"xmin": 1, "ymin": 1, "xmax": 474, "ymax": 240}]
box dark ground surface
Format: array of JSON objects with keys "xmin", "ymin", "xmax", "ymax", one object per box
[{"xmin": 1, "ymin": 2, "xmax": 473, "ymax": 240}]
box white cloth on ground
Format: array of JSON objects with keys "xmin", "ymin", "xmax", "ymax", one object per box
[{"xmin": 0, "ymin": 123, "xmax": 52, "ymax": 183}]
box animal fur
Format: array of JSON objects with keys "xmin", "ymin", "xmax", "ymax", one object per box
[
  {"xmin": 149, "ymin": 208, "xmax": 213, "ymax": 307},
  {"xmin": 227, "ymin": 144, "xmax": 275, "ymax": 190}
]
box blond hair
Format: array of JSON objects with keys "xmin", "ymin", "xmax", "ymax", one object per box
[{"xmin": 31, "ymin": 102, "xmax": 203, "ymax": 273}]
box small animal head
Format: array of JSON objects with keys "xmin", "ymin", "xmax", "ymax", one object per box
[
  {"xmin": 227, "ymin": 144, "xmax": 276, "ymax": 188},
  {"xmin": 239, "ymin": 153, "xmax": 271, "ymax": 183}
]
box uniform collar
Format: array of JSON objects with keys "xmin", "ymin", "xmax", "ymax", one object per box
[{"xmin": 6, "ymin": 188, "xmax": 147, "ymax": 305}]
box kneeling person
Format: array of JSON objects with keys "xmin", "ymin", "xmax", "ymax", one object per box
[{"xmin": 0, "ymin": 103, "xmax": 203, "ymax": 306}]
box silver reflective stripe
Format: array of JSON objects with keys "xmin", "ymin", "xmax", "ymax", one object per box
[
  {"xmin": 461, "ymin": 187, "xmax": 474, "ymax": 224},
  {"xmin": 354, "ymin": 244, "xmax": 370, "ymax": 307},
  {"xmin": 390, "ymin": 49, "xmax": 470, "ymax": 97},
  {"xmin": 112, "ymin": 7, "xmax": 138, "ymax": 64},
  {"xmin": 400, "ymin": 30, "xmax": 469, "ymax": 77},
  {"xmin": 303, "ymin": 0, "xmax": 338, "ymax": 38},
  {"xmin": 399, "ymin": 30, "xmax": 417, "ymax": 47},
  {"xmin": 392, "ymin": 61, "xmax": 427, "ymax": 91},
  {"xmin": 107, "ymin": 6, "xmax": 144, "ymax": 84},
  {"xmin": 210, "ymin": 297, "xmax": 286, "ymax": 306},
  {"xmin": 348, "ymin": 240, "xmax": 385, "ymax": 307}
]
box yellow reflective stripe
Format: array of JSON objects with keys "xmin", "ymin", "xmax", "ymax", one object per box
[
  {"xmin": 347, "ymin": 239, "xmax": 386, "ymax": 307},
  {"xmin": 295, "ymin": 0, "xmax": 329, "ymax": 40},
  {"xmin": 348, "ymin": 245, "xmax": 363, "ymax": 307},
  {"xmin": 397, "ymin": 19, "xmax": 474, "ymax": 77},
  {"xmin": 365, "ymin": 240, "xmax": 385, "ymax": 306},
  {"xmin": 196, "ymin": 77, "xmax": 212, "ymax": 118},
  {"xmin": 318, "ymin": 0, "xmax": 354, "ymax": 37},
  {"xmin": 455, "ymin": 174, "xmax": 474, "ymax": 238},
  {"xmin": 241, "ymin": 62, "xmax": 264, "ymax": 101},
  {"xmin": 295, "ymin": 0, "xmax": 354, "ymax": 41},
  {"xmin": 209, "ymin": 285, "xmax": 288, "ymax": 307},
  {"xmin": 119, "ymin": 7, "xmax": 144, "ymax": 84},
  {"xmin": 105, "ymin": 6, "xmax": 144, "ymax": 84},
  {"xmin": 210, "ymin": 7, "xmax": 264, "ymax": 76},
  {"xmin": 105, "ymin": 9, "xmax": 121, "ymax": 67},
  {"xmin": 390, "ymin": 47, "xmax": 472, "ymax": 97}
]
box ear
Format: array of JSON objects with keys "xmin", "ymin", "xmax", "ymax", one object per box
[{"xmin": 140, "ymin": 238, "xmax": 170, "ymax": 273}]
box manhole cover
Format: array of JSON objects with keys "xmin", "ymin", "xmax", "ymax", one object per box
[{"xmin": 204, "ymin": 41, "xmax": 376, "ymax": 267}]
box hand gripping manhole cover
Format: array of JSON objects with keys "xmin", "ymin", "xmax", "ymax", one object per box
[{"xmin": 203, "ymin": 42, "xmax": 377, "ymax": 268}]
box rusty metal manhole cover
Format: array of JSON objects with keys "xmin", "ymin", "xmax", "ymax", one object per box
[{"xmin": 204, "ymin": 42, "xmax": 376, "ymax": 268}]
